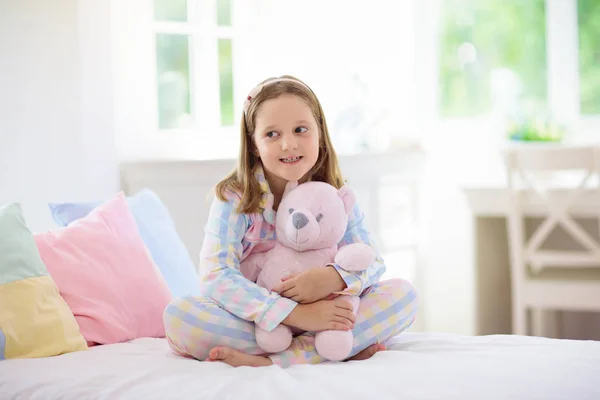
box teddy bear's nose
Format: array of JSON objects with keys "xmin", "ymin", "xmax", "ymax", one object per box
[{"xmin": 292, "ymin": 212, "xmax": 309, "ymax": 229}]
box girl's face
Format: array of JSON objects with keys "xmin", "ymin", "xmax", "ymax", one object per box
[{"xmin": 253, "ymin": 94, "xmax": 320, "ymax": 193}]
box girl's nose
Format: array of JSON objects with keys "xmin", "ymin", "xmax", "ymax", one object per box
[{"xmin": 281, "ymin": 133, "xmax": 298, "ymax": 151}]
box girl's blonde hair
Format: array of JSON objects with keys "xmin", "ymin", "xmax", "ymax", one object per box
[{"xmin": 215, "ymin": 75, "xmax": 344, "ymax": 214}]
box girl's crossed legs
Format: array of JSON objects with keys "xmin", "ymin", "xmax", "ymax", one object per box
[{"xmin": 163, "ymin": 279, "xmax": 418, "ymax": 368}]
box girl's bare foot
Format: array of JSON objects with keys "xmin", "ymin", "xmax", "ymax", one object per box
[
  {"xmin": 346, "ymin": 343, "xmax": 386, "ymax": 361},
  {"xmin": 206, "ymin": 346, "xmax": 273, "ymax": 367}
]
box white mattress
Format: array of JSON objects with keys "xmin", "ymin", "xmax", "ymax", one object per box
[{"xmin": 1, "ymin": 332, "xmax": 599, "ymax": 400}]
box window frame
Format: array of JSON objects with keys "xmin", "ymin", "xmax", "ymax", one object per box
[
  {"xmin": 111, "ymin": 0, "xmax": 261, "ymax": 161},
  {"xmin": 151, "ymin": 0, "xmax": 238, "ymax": 135}
]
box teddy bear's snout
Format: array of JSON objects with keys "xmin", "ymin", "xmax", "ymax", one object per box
[{"xmin": 292, "ymin": 212, "xmax": 309, "ymax": 229}]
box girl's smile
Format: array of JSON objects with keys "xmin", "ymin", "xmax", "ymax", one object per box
[{"xmin": 280, "ymin": 155, "xmax": 303, "ymax": 164}]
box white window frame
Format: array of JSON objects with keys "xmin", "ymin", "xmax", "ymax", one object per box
[
  {"xmin": 112, "ymin": 0, "xmax": 261, "ymax": 161},
  {"xmin": 151, "ymin": 0, "xmax": 238, "ymax": 133}
]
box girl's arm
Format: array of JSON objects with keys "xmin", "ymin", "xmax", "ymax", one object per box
[
  {"xmin": 330, "ymin": 202, "xmax": 387, "ymax": 296},
  {"xmin": 199, "ymin": 192, "xmax": 297, "ymax": 332}
]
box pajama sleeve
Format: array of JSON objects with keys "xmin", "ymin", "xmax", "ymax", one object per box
[
  {"xmin": 199, "ymin": 192, "xmax": 297, "ymax": 332},
  {"xmin": 331, "ymin": 202, "xmax": 387, "ymax": 296}
]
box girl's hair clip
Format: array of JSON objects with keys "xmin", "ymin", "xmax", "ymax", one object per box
[{"xmin": 243, "ymin": 84, "xmax": 265, "ymax": 115}]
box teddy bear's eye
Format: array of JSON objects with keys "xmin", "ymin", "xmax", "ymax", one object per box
[
  {"xmin": 289, "ymin": 208, "xmax": 294, "ymax": 214},
  {"xmin": 316, "ymin": 213, "xmax": 324, "ymax": 222}
]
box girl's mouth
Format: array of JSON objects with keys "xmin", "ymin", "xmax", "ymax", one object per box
[{"xmin": 280, "ymin": 156, "xmax": 303, "ymax": 164}]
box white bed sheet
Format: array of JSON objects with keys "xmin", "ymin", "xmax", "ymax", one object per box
[{"xmin": 1, "ymin": 332, "xmax": 599, "ymax": 400}]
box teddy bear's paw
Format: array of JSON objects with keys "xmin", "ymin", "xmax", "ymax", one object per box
[
  {"xmin": 315, "ymin": 330, "xmax": 354, "ymax": 361},
  {"xmin": 334, "ymin": 243, "xmax": 376, "ymax": 271},
  {"xmin": 255, "ymin": 324, "xmax": 292, "ymax": 353}
]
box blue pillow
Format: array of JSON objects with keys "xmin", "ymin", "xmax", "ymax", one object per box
[{"xmin": 49, "ymin": 189, "xmax": 200, "ymax": 297}]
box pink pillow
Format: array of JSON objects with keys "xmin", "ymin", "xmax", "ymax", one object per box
[{"xmin": 35, "ymin": 192, "xmax": 172, "ymax": 345}]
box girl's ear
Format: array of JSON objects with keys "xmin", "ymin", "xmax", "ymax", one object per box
[
  {"xmin": 337, "ymin": 185, "xmax": 356, "ymax": 214},
  {"xmin": 283, "ymin": 181, "xmax": 298, "ymax": 198}
]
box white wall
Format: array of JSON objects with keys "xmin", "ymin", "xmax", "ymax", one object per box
[{"xmin": 0, "ymin": 0, "xmax": 118, "ymax": 232}]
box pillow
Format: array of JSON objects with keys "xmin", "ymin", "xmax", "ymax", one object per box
[
  {"xmin": 36, "ymin": 192, "xmax": 173, "ymax": 345},
  {"xmin": 48, "ymin": 189, "xmax": 200, "ymax": 297},
  {"xmin": 0, "ymin": 203, "xmax": 87, "ymax": 359}
]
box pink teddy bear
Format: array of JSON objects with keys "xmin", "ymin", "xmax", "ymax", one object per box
[{"xmin": 240, "ymin": 181, "xmax": 376, "ymax": 361}]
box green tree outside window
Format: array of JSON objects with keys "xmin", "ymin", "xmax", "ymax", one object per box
[{"xmin": 439, "ymin": 0, "xmax": 547, "ymax": 118}]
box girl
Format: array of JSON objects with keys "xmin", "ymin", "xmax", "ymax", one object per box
[{"xmin": 163, "ymin": 75, "xmax": 419, "ymax": 368}]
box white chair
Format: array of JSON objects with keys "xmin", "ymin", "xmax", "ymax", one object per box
[{"xmin": 504, "ymin": 144, "xmax": 600, "ymax": 337}]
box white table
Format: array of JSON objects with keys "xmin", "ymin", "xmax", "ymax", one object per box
[{"xmin": 462, "ymin": 184, "xmax": 600, "ymax": 339}]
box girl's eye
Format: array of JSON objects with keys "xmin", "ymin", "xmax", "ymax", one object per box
[
  {"xmin": 266, "ymin": 131, "xmax": 279, "ymax": 138},
  {"xmin": 295, "ymin": 126, "xmax": 308, "ymax": 134}
]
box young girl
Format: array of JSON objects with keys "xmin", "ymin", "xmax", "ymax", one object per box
[{"xmin": 163, "ymin": 75, "xmax": 419, "ymax": 368}]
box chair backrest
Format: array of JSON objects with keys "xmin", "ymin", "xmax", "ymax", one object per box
[
  {"xmin": 504, "ymin": 144, "xmax": 600, "ymax": 275},
  {"xmin": 504, "ymin": 144, "xmax": 597, "ymax": 173}
]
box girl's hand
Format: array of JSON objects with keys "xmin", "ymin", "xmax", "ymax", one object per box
[
  {"xmin": 282, "ymin": 298, "xmax": 355, "ymax": 332},
  {"xmin": 272, "ymin": 266, "xmax": 346, "ymax": 304}
]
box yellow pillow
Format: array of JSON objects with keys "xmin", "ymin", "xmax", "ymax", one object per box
[{"xmin": 0, "ymin": 203, "xmax": 87, "ymax": 359}]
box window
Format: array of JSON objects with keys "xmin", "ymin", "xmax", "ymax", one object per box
[
  {"xmin": 578, "ymin": 0, "xmax": 600, "ymax": 115},
  {"xmin": 152, "ymin": 0, "xmax": 235, "ymax": 131},
  {"xmin": 435, "ymin": 0, "xmax": 600, "ymax": 148},
  {"xmin": 439, "ymin": 0, "xmax": 547, "ymax": 118},
  {"xmin": 155, "ymin": 33, "xmax": 192, "ymax": 129},
  {"xmin": 216, "ymin": 0, "xmax": 234, "ymax": 126}
]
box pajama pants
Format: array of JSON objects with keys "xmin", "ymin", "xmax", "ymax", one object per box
[{"xmin": 163, "ymin": 278, "xmax": 418, "ymax": 368}]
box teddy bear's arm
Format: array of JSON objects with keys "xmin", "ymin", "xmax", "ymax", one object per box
[
  {"xmin": 333, "ymin": 243, "xmax": 376, "ymax": 272},
  {"xmin": 239, "ymin": 252, "xmax": 266, "ymax": 283}
]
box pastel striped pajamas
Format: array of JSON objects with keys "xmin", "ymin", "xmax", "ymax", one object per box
[{"xmin": 163, "ymin": 165, "xmax": 419, "ymax": 367}]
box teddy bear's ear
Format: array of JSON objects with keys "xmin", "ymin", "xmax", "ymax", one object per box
[
  {"xmin": 337, "ymin": 185, "xmax": 356, "ymax": 214},
  {"xmin": 283, "ymin": 181, "xmax": 299, "ymax": 198}
]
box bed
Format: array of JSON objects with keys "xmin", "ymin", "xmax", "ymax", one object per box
[
  {"xmin": 2, "ymin": 164, "xmax": 598, "ymax": 399},
  {"xmin": 2, "ymin": 332, "xmax": 598, "ymax": 399}
]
